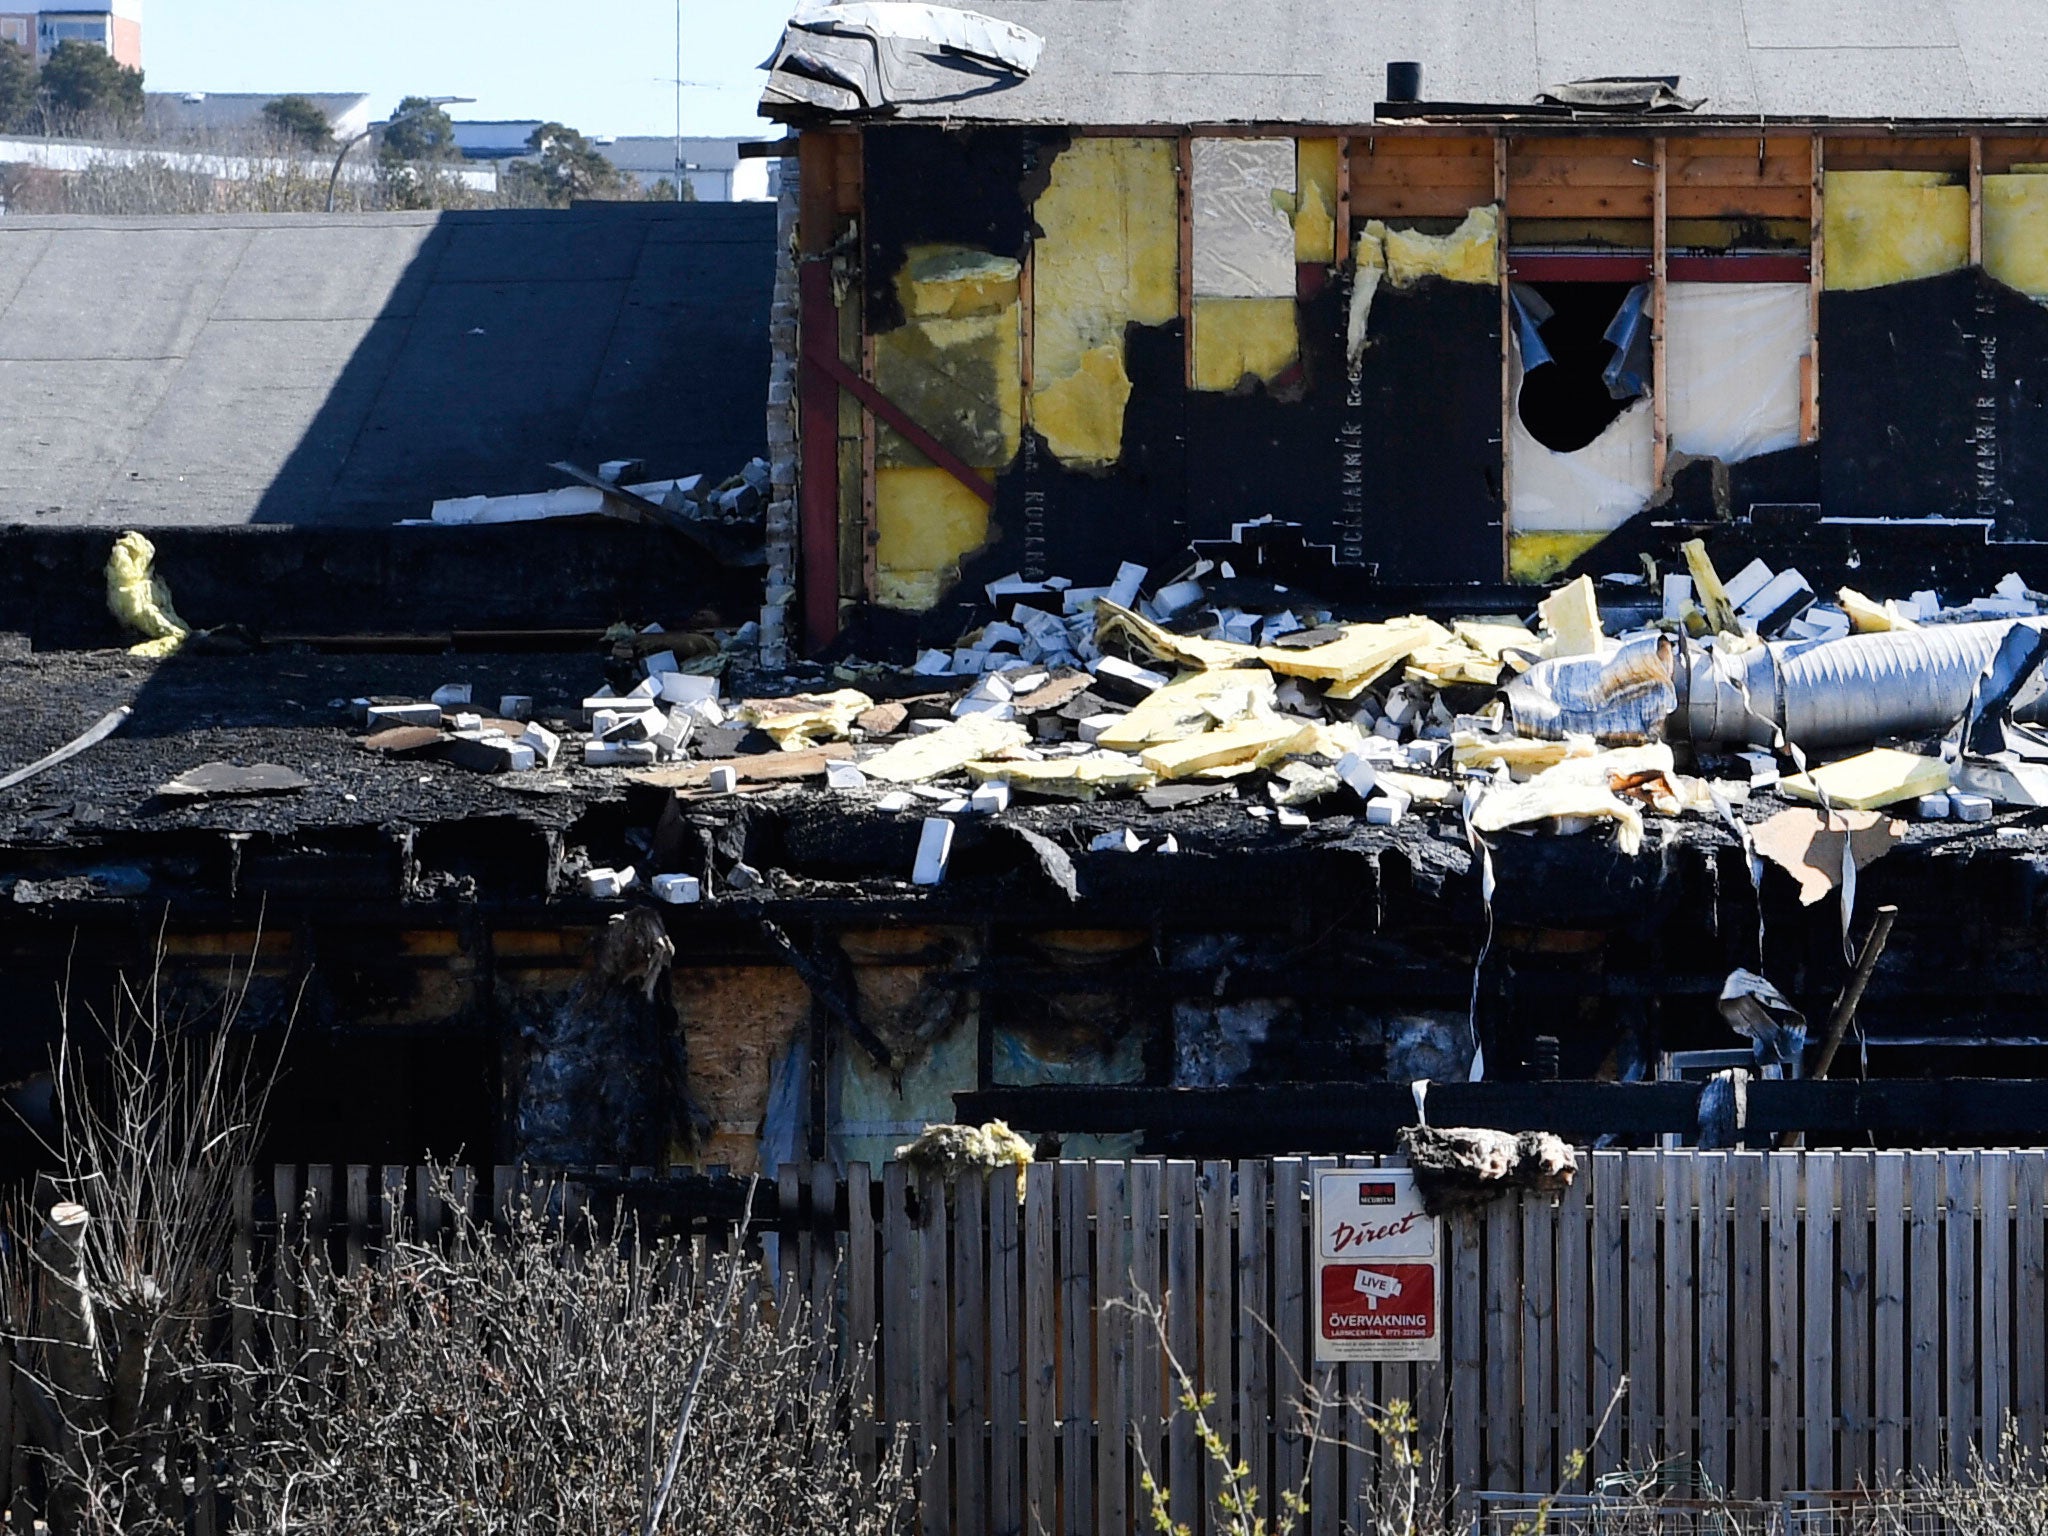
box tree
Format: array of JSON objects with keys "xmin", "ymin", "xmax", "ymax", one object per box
[
  {"xmin": 0, "ymin": 39, "xmax": 35, "ymax": 134},
  {"xmin": 261, "ymin": 93, "xmax": 332, "ymax": 149},
  {"xmin": 376, "ymin": 94, "xmax": 459, "ymax": 166},
  {"xmin": 505, "ymin": 120, "xmax": 627, "ymax": 207},
  {"xmin": 37, "ymin": 39, "xmax": 142, "ymax": 129}
]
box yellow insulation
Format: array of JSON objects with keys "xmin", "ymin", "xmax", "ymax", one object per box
[
  {"xmin": 1030, "ymin": 137, "xmax": 1179, "ymax": 467},
  {"xmin": 874, "ymin": 244, "xmax": 1022, "ymax": 472},
  {"xmin": 1364, "ymin": 204, "xmax": 1500, "ymax": 288},
  {"xmin": 1294, "ymin": 138, "xmax": 1339, "ymax": 264},
  {"xmin": 874, "ymin": 466, "xmax": 992, "ymax": 612},
  {"xmin": 1822, "ymin": 171, "xmax": 1968, "ymax": 292},
  {"xmin": 1509, "ymin": 530, "xmax": 1607, "ymax": 585},
  {"xmin": 1192, "ymin": 297, "xmax": 1299, "ymax": 392},
  {"xmin": 105, "ymin": 531, "xmax": 191, "ymax": 658},
  {"xmin": 1984, "ymin": 173, "xmax": 2048, "ymax": 299}
]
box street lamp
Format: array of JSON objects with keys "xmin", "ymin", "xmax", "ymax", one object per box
[{"xmin": 326, "ymin": 94, "xmax": 475, "ymax": 212}]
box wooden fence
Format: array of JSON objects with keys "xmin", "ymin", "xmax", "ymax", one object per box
[{"xmin": 22, "ymin": 1151, "xmax": 2047, "ymax": 1536}]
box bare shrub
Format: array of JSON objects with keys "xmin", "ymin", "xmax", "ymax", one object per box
[
  {"xmin": 0, "ymin": 944, "xmax": 282, "ymax": 1535},
  {"xmin": 227, "ymin": 1179, "xmax": 910, "ymax": 1536}
]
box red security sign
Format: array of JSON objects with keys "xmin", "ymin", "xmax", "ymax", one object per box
[
  {"xmin": 1312, "ymin": 1168, "xmax": 1441, "ymax": 1362},
  {"xmin": 1318, "ymin": 1263, "xmax": 1437, "ymax": 1343}
]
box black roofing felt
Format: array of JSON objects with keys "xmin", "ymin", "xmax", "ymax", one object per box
[{"xmin": 0, "ymin": 201, "xmax": 775, "ymax": 528}]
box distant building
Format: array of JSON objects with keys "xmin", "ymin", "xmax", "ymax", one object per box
[
  {"xmin": 601, "ymin": 137, "xmax": 773, "ymax": 202},
  {"xmin": 450, "ymin": 120, "xmax": 545, "ymax": 161},
  {"xmin": 145, "ymin": 92, "xmax": 375, "ymax": 144},
  {"xmin": 0, "ymin": 1, "xmax": 141, "ymax": 69}
]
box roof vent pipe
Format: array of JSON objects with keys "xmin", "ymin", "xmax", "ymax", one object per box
[{"xmin": 1386, "ymin": 61, "xmax": 1422, "ymax": 102}]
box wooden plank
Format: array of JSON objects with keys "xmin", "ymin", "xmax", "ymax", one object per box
[
  {"xmin": 1729, "ymin": 1154, "xmax": 1766, "ymax": 1498},
  {"xmin": 1695, "ymin": 1154, "xmax": 1729, "ymax": 1491},
  {"xmin": 1024, "ymin": 1165, "xmax": 1057, "ymax": 1536},
  {"xmin": 779, "ymin": 1164, "xmax": 804, "ymax": 1310},
  {"xmin": 1200, "ymin": 1161, "xmax": 1235, "ymax": 1533},
  {"xmin": 1128, "ymin": 1160, "xmax": 1164, "ymax": 1527},
  {"xmin": 1970, "ymin": 134, "xmax": 1985, "ymax": 268},
  {"xmin": 1520, "ymin": 1192, "xmax": 1555, "ymax": 1490},
  {"xmin": 1805, "ymin": 134, "xmax": 1823, "ymax": 443},
  {"xmin": 1237, "ymin": 1160, "xmax": 1272, "ymax": 1522},
  {"xmin": 1096, "ymin": 1161, "xmax": 1131, "ymax": 1536},
  {"xmin": 2016, "ymin": 1153, "xmax": 2048, "ymax": 1459},
  {"xmin": 1060, "ymin": 1163, "xmax": 1093, "ymax": 1536},
  {"xmin": 1838, "ymin": 1154, "xmax": 1873, "ymax": 1492},
  {"xmin": 1803, "ymin": 1154, "xmax": 1838, "ymax": 1493},
  {"xmin": 1651, "ymin": 137, "xmax": 1669, "ymax": 490},
  {"xmin": 1165, "ymin": 1162, "xmax": 1200, "ymax": 1536},
  {"xmin": 230, "ymin": 1168, "xmax": 254, "ymax": 1440},
  {"xmin": 921, "ymin": 1170, "xmax": 952, "ymax": 1536},
  {"xmin": 1908, "ymin": 1153, "xmax": 1942, "ymax": 1479},
  {"xmin": 1979, "ymin": 1151, "xmax": 2011, "ymax": 1463},
  {"xmin": 1872, "ymin": 1152, "xmax": 1908, "ymax": 1485},
  {"xmin": 1177, "ymin": 133, "xmax": 1194, "ymax": 393},
  {"xmin": 1667, "ymin": 150, "xmax": 1813, "ymax": 187},
  {"xmin": 1483, "ymin": 1190, "xmax": 1519, "ymax": 1489},
  {"xmin": 1495, "ymin": 133, "xmax": 1511, "ymax": 584},
  {"xmin": 1588, "ymin": 1152, "xmax": 1625, "ymax": 1481},
  {"xmin": 1302, "ymin": 1158, "xmax": 1338, "ymax": 1536},
  {"xmin": 849, "ymin": 1164, "xmax": 879, "ymax": 1474},
  {"xmin": 1350, "ymin": 186, "xmax": 1498, "ymax": 220},
  {"xmin": 1507, "ymin": 152, "xmax": 1657, "ymax": 186},
  {"xmin": 1667, "ymin": 186, "xmax": 1811, "ymax": 220},
  {"xmin": 884, "ymin": 1163, "xmax": 915, "ymax": 1463},
  {"xmin": 1270, "ymin": 1158, "xmax": 1308, "ymax": 1520},
  {"xmin": 811, "ymin": 1161, "xmax": 838, "ymax": 1379},
  {"xmin": 1555, "ymin": 1161, "xmax": 1589, "ymax": 1488},
  {"xmin": 1943, "ymin": 1153, "xmax": 1979, "ymax": 1477},
  {"xmin": 381, "ymin": 1165, "xmax": 407, "ymax": 1250},
  {"xmin": 345, "ymin": 1163, "xmax": 370, "ymax": 1274},
  {"xmin": 990, "ymin": 1165, "xmax": 1023, "ymax": 1536},
  {"xmin": 1625, "ymin": 1153, "xmax": 1660, "ymax": 1471},
  {"xmin": 1350, "ymin": 155, "xmax": 1503, "ymax": 189},
  {"xmin": 1767, "ymin": 1154, "xmax": 1801, "ymax": 1495},
  {"xmin": 1334, "ymin": 138, "xmax": 1352, "ymax": 267},
  {"xmin": 1662, "ymin": 1151, "xmax": 1695, "ymax": 1479},
  {"xmin": 1821, "ymin": 135, "xmax": 1973, "ymax": 170},
  {"xmin": 956, "ymin": 1173, "xmax": 988, "ymax": 1536}
]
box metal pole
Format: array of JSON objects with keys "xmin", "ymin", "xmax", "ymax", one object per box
[
  {"xmin": 674, "ymin": 0, "xmax": 684, "ymax": 201},
  {"xmin": 324, "ymin": 130, "xmax": 368, "ymax": 213}
]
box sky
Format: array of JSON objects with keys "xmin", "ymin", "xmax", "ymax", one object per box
[{"xmin": 144, "ymin": 0, "xmax": 795, "ymax": 140}]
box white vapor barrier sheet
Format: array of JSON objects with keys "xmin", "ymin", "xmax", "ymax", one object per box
[
  {"xmin": 1666, "ymin": 281, "xmax": 1807, "ymax": 462},
  {"xmin": 1508, "ymin": 337, "xmax": 1656, "ymax": 533},
  {"xmin": 1191, "ymin": 137, "xmax": 1297, "ymax": 298}
]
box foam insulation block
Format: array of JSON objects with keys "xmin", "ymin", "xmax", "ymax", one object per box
[
  {"xmin": 1508, "ymin": 337, "xmax": 1656, "ymax": 540},
  {"xmin": 1367, "ymin": 205, "xmax": 1500, "ymax": 288},
  {"xmin": 1666, "ymin": 282, "xmax": 1807, "ymax": 462},
  {"xmin": 1823, "ymin": 171, "xmax": 1968, "ymax": 292},
  {"xmin": 1294, "ymin": 138, "xmax": 1339, "ymax": 265},
  {"xmin": 1191, "ymin": 137, "xmax": 1296, "ymax": 299},
  {"xmin": 1984, "ymin": 173, "xmax": 2048, "ymax": 300},
  {"xmin": 1781, "ymin": 748, "xmax": 1951, "ymax": 811},
  {"xmin": 1031, "ymin": 137, "xmax": 1179, "ymax": 468},
  {"xmin": 875, "ymin": 465, "xmax": 993, "ymax": 611},
  {"xmin": 874, "ymin": 243, "xmax": 1022, "ymax": 471},
  {"xmin": 1192, "ymin": 297, "xmax": 1298, "ymax": 392},
  {"xmin": 1538, "ymin": 575, "xmax": 1604, "ymax": 658}
]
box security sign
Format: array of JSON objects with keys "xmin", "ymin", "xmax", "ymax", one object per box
[{"xmin": 1312, "ymin": 1168, "xmax": 1441, "ymax": 1362}]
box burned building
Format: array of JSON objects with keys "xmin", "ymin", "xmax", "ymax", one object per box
[{"xmin": 9, "ymin": 7, "xmax": 2048, "ymax": 1176}]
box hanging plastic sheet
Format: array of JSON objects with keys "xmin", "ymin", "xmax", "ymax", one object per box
[
  {"xmin": 1190, "ymin": 138, "xmax": 1297, "ymax": 299},
  {"xmin": 1666, "ymin": 282, "xmax": 1806, "ymax": 462},
  {"xmin": 1601, "ymin": 282, "xmax": 1652, "ymax": 400},
  {"xmin": 1509, "ymin": 284, "xmax": 1555, "ymax": 371}
]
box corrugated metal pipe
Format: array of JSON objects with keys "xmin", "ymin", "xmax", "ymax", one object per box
[
  {"xmin": 1506, "ymin": 621, "xmax": 2047, "ymax": 750},
  {"xmin": 1676, "ymin": 622, "xmax": 2033, "ymax": 750}
]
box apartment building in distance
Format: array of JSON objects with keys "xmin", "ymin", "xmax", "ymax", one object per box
[{"xmin": 0, "ymin": 0, "xmax": 142, "ymax": 69}]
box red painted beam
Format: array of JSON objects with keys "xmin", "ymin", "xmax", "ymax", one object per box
[
  {"xmin": 801, "ymin": 341, "xmax": 996, "ymax": 507},
  {"xmin": 1508, "ymin": 251, "xmax": 1810, "ymax": 284}
]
